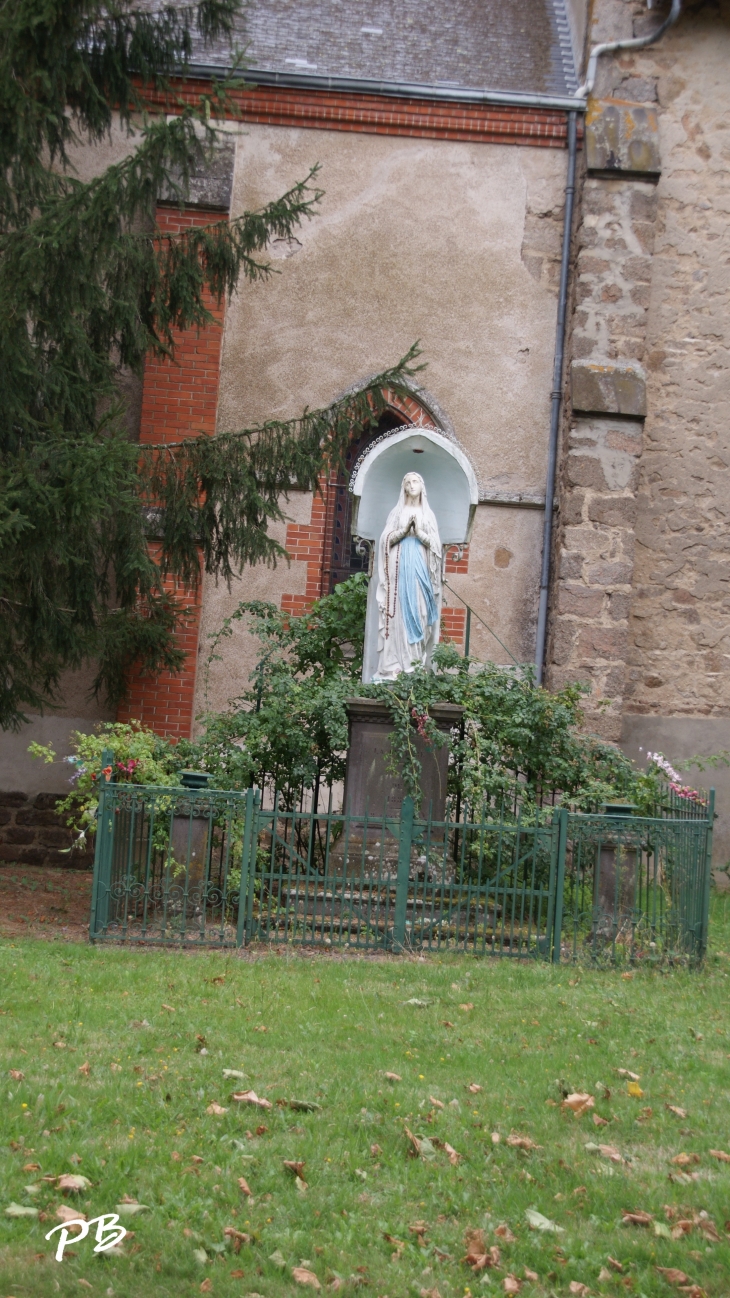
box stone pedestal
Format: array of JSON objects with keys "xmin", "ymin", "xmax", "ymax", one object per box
[{"xmin": 343, "ymin": 698, "xmax": 463, "ymax": 819}]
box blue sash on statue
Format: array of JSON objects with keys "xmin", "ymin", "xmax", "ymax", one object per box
[{"xmin": 399, "ymin": 535, "xmax": 437, "ymax": 644}]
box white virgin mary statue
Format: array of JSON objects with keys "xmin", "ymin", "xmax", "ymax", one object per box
[{"xmin": 373, "ymin": 471, "xmax": 443, "ymax": 681}]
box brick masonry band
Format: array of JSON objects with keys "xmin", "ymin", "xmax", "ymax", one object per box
[{"xmin": 145, "ymin": 80, "xmax": 573, "ymax": 149}]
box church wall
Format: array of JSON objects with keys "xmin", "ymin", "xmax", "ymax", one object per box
[{"xmin": 199, "ymin": 124, "xmax": 568, "ymax": 711}]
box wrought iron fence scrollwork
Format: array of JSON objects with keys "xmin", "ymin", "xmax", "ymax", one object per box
[{"xmin": 89, "ymin": 782, "xmax": 715, "ymax": 963}]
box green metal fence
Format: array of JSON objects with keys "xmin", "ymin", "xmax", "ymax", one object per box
[{"xmin": 89, "ymin": 773, "xmax": 715, "ymax": 963}]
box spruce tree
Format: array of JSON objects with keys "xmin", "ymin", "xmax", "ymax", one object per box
[{"xmin": 0, "ymin": 0, "xmax": 420, "ymax": 730}]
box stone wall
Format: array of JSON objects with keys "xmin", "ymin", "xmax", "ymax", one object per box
[{"xmin": 0, "ymin": 793, "xmax": 93, "ymax": 869}]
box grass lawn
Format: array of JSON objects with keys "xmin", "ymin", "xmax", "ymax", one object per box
[{"xmin": 1, "ymin": 900, "xmax": 729, "ymax": 1298}]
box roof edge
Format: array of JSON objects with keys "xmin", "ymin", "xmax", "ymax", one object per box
[{"xmin": 186, "ymin": 64, "xmax": 586, "ymax": 112}]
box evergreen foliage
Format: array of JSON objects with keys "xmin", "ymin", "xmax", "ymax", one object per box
[{"xmin": 0, "ymin": 0, "xmax": 421, "ymax": 730}]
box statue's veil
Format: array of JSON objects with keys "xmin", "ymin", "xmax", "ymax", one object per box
[{"xmin": 376, "ymin": 472, "xmax": 442, "ymax": 604}]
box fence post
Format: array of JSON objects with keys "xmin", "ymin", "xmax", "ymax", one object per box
[
  {"xmin": 698, "ymin": 788, "xmax": 715, "ymax": 962},
  {"xmin": 393, "ymin": 796, "xmax": 414, "ymax": 953},
  {"xmin": 89, "ymin": 748, "xmax": 115, "ymax": 941},
  {"xmin": 552, "ymin": 807, "xmax": 568, "ymax": 964},
  {"xmin": 236, "ymin": 789, "xmax": 255, "ymax": 947}
]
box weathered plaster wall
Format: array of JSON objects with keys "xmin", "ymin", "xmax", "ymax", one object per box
[{"xmin": 199, "ymin": 125, "xmax": 568, "ymax": 712}]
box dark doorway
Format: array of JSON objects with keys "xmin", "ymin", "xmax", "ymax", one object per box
[{"xmin": 325, "ymin": 413, "xmax": 407, "ymax": 593}]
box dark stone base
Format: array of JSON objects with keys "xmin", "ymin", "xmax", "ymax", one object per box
[
  {"xmin": 343, "ymin": 698, "xmax": 463, "ymax": 819},
  {"xmin": 0, "ymin": 792, "xmax": 93, "ymax": 868}
]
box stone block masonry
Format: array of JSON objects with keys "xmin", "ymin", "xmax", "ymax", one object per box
[{"xmin": 0, "ymin": 793, "xmax": 93, "ymax": 869}]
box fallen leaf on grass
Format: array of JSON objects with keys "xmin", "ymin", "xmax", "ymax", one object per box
[
  {"xmin": 671, "ymin": 1153, "xmax": 700, "ymax": 1167},
  {"xmin": 115, "ymin": 1202, "xmax": 149, "ymax": 1215},
  {"xmin": 5, "ymin": 1202, "xmax": 39, "ymax": 1218},
  {"xmin": 495, "ymin": 1224, "xmax": 516, "ymax": 1242},
  {"xmin": 53, "ymin": 1040, "xmax": 67, "ymax": 1049},
  {"xmin": 230, "ymin": 1270, "xmax": 245, "ymax": 1279},
  {"xmin": 56, "ymin": 1205, "xmax": 86, "ymax": 1223},
  {"xmin": 207, "ymin": 1103, "xmax": 228, "ymax": 1116},
  {"xmin": 657, "ymin": 1269, "xmax": 692, "ymax": 1286},
  {"xmin": 562, "ymin": 1093, "xmax": 594, "ymax": 1116},
  {"xmin": 224, "ymin": 1227, "xmax": 252, "ymax": 1253},
  {"xmin": 670, "ymin": 1219, "xmax": 694, "ymax": 1238},
  {"xmin": 200, "ymin": 1280, "xmax": 213, "ymax": 1293},
  {"xmin": 598, "ymin": 1268, "xmax": 612, "ymax": 1282},
  {"xmin": 22, "ymin": 1163, "xmax": 40, "ymax": 1173},
  {"xmin": 403, "ymin": 998, "xmax": 430, "ymax": 1007},
  {"xmin": 491, "ymin": 1132, "xmax": 501, "ymax": 1144},
  {"xmin": 284, "ymin": 1160, "xmax": 306, "ymax": 1178},
  {"xmin": 269, "ymin": 1250, "xmax": 287, "ymax": 1268},
  {"xmin": 429, "ymin": 1096, "xmax": 445, "ymax": 1110},
  {"xmin": 231, "ymin": 1090, "xmax": 272, "ymax": 1110},
  {"xmin": 506, "ymin": 1134, "xmax": 542, "ymax": 1151},
  {"xmin": 328, "ymin": 1279, "xmax": 344, "ymax": 1292},
  {"xmin": 709, "ymin": 1149, "xmax": 730, "ymax": 1163},
  {"xmin": 654, "ymin": 1221, "xmax": 672, "ymax": 1239},
  {"xmin": 253, "ymin": 1025, "xmax": 268, "ymax": 1033},
  {"xmin": 503, "ymin": 1277, "xmax": 521, "ymax": 1294},
  {"xmin": 524, "ymin": 1268, "xmax": 538, "ymax": 1282},
  {"xmin": 78, "ymin": 1281, "xmax": 93, "ymax": 1290},
  {"xmin": 607, "ymin": 1258, "xmax": 624, "ymax": 1272},
  {"xmin": 459, "ymin": 1003, "xmax": 474, "ymax": 1011},
  {"xmin": 8, "ymin": 1070, "xmax": 24, "ymax": 1081},
  {"xmin": 442, "ymin": 1021, "xmax": 455, "ymax": 1028},
  {"xmin": 461, "ymin": 1228, "xmax": 501, "ymax": 1271},
  {"xmin": 110, "ymin": 1062, "xmax": 122, "ymax": 1072},
  {"xmin": 78, "ymin": 1061, "xmax": 91, "ymax": 1076},
  {"xmin": 666, "ymin": 1105, "xmax": 687, "ymax": 1118},
  {"xmin": 383, "ymin": 1232, "xmax": 405, "ymax": 1259},
  {"xmin": 57, "ymin": 1174, "xmax": 91, "ymax": 1193},
  {"xmin": 370, "ymin": 1144, "xmax": 382, "ymax": 1157},
  {"xmin": 288, "ymin": 1100, "xmax": 322, "ymax": 1112},
  {"xmin": 525, "ymin": 1209, "xmax": 564, "ymax": 1233},
  {"xmin": 568, "ymin": 1284, "xmax": 589, "ymax": 1297},
  {"xmin": 191, "ymin": 1155, "xmax": 204, "ymax": 1164},
  {"xmin": 238, "ymin": 1178, "xmax": 253, "ymax": 1198},
  {"xmin": 592, "ymin": 1114, "xmax": 608, "ymax": 1127},
  {"xmin": 433, "ymin": 1139, "xmax": 461, "ymax": 1166},
  {"xmin": 622, "ymin": 1210, "xmax": 653, "ymax": 1227},
  {"xmin": 617, "ymin": 1069, "xmax": 640, "ymax": 1082},
  {"xmin": 468, "ymin": 1084, "xmax": 482, "ymax": 1094},
  {"xmin": 384, "ymin": 1072, "xmax": 401, "ymax": 1083},
  {"xmin": 409, "ymin": 1221, "xmax": 429, "ymax": 1243},
  {"xmin": 222, "ymin": 1069, "xmax": 247, "ymax": 1081},
  {"xmin": 161, "ymin": 1003, "xmax": 176, "ymax": 1012},
  {"xmin": 627, "ymin": 1081, "xmax": 644, "ymax": 1099},
  {"xmin": 420, "ymin": 1288, "xmax": 442, "ymax": 1298},
  {"xmin": 292, "ymin": 1266, "xmax": 321, "ymax": 1289}
]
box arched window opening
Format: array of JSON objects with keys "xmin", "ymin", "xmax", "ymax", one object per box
[{"xmin": 324, "ymin": 411, "xmax": 408, "ymax": 593}]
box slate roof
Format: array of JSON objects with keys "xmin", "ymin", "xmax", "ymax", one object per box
[{"xmin": 188, "ymin": 1, "xmax": 579, "ymax": 101}]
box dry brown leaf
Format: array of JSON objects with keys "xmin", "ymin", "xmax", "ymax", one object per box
[
  {"xmin": 230, "ymin": 1270, "xmax": 245, "ymax": 1279},
  {"xmin": 200, "ymin": 1281, "xmax": 213, "ymax": 1294},
  {"xmin": 237, "ymin": 1177, "xmax": 253, "ymax": 1198},
  {"xmin": 384, "ymin": 1072, "xmax": 402, "ymax": 1082},
  {"xmin": 206, "ymin": 1102, "xmax": 228, "ymax": 1116},
  {"xmin": 161, "ymin": 1003, "xmax": 176, "ymax": 1012},
  {"xmin": 255, "ymin": 1125, "xmax": 268, "ymax": 1137},
  {"xmin": 677, "ymin": 1288, "xmax": 706, "ymax": 1298},
  {"xmin": 524, "ymin": 1269, "xmax": 538, "ymax": 1282},
  {"xmin": 22, "ymin": 1162, "xmax": 41, "ymax": 1172},
  {"xmin": 459, "ymin": 1003, "xmax": 475, "ymax": 1012},
  {"xmin": 592, "ymin": 1114, "xmax": 608, "ymax": 1127},
  {"xmin": 463, "ymin": 1227, "xmax": 485, "ymax": 1255},
  {"xmin": 503, "ymin": 1277, "xmax": 521, "ymax": 1294},
  {"xmin": 598, "ymin": 1144, "xmax": 624, "ymax": 1164},
  {"xmin": 224, "ymin": 1226, "xmax": 252, "ymax": 1253},
  {"xmin": 442, "ymin": 1020, "xmax": 455, "ymax": 1028},
  {"xmin": 491, "ymin": 1131, "xmax": 501, "ymax": 1144},
  {"xmin": 506, "ymin": 1133, "xmax": 541, "ymax": 1151},
  {"xmin": 78, "ymin": 1281, "xmax": 93, "ymax": 1291},
  {"xmin": 666, "ymin": 1105, "xmax": 687, "ymax": 1118},
  {"xmin": 231, "ymin": 1090, "xmax": 272, "ymax": 1110},
  {"xmin": 562, "ymin": 1093, "xmax": 595, "ymax": 1116},
  {"xmin": 292, "ymin": 1269, "xmax": 321, "ymax": 1290},
  {"xmin": 622, "ymin": 1210, "xmax": 653, "ymax": 1226},
  {"xmin": 56, "ymin": 1173, "xmax": 91, "ymax": 1193},
  {"xmin": 429, "ymin": 1096, "xmax": 445, "ymax": 1110},
  {"xmin": 573, "ymin": 1186, "xmax": 587, "ymax": 1197},
  {"xmin": 671, "ymin": 1220, "xmax": 694, "ymax": 1239},
  {"xmin": 671, "ymin": 1153, "xmax": 700, "ymax": 1167},
  {"xmin": 409, "ymin": 1220, "xmax": 429, "ymax": 1241},
  {"xmin": 656, "ymin": 1269, "xmax": 692, "ymax": 1286},
  {"xmin": 9, "ymin": 1070, "xmax": 24, "ymax": 1081},
  {"xmin": 383, "ymin": 1232, "xmax": 405, "ymax": 1259},
  {"xmin": 468, "ymin": 1084, "xmax": 482, "ymax": 1094},
  {"xmin": 284, "ymin": 1160, "xmax": 306, "ymax": 1178},
  {"xmin": 598, "ymin": 1268, "xmax": 611, "ymax": 1283},
  {"xmin": 433, "ymin": 1139, "xmax": 461, "ymax": 1166},
  {"xmin": 419, "ymin": 1289, "xmax": 442, "ymax": 1298},
  {"xmin": 709, "ymin": 1149, "xmax": 730, "ymax": 1163},
  {"xmin": 404, "ymin": 1126, "xmax": 422, "ymax": 1158},
  {"xmin": 568, "ymin": 1284, "xmax": 589, "ymax": 1297},
  {"xmin": 53, "ymin": 1040, "xmax": 66, "ymax": 1049},
  {"xmin": 370, "ymin": 1144, "xmax": 382, "ymax": 1156},
  {"xmin": 253, "ymin": 1025, "xmax": 268, "ymax": 1033},
  {"xmin": 617, "ymin": 1069, "xmax": 640, "ymax": 1082},
  {"xmin": 495, "ymin": 1223, "xmax": 517, "ymax": 1243},
  {"xmin": 56, "ymin": 1205, "xmax": 87, "ymax": 1223},
  {"xmin": 212, "ymin": 975, "xmax": 225, "ymax": 985},
  {"xmin": 78, "ymin": 1061, "xmax": 91, "ymax": 1076},
  {"xmin": 607, "ymin": 1257, "xmax": 624, "ymax": 1272},
  {"xmin": 110, "ymin": 1062, "xmax": 122, "ymax": 1072},
  {"xmin": 328, "ymin": 1280, "xmax": 344, "ymax": 1293}
]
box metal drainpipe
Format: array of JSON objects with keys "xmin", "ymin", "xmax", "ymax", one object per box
[
  {"xmin": 575, "ymin": 0, "xmax": 682, "ymax": 99},
  {"xmin": 534, "ymin": 109, "xmax": 578, "ymax": 686}
]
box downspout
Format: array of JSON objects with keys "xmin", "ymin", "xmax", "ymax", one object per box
[
  {"xmin": 534, "ymin": 109, "xmax": 578, "ymax": 686},
  {"xmin": 535, "ymin": 0, "xmax": 683, "ymax": 685}
]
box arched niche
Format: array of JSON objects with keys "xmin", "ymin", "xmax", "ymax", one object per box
[
  {"xmin": 350, "ymin": 425, "xmax": 478, "ymax": 681},
  {"xmin": 351, "ymin": 425, "xmax": 478, "ymax": 547}
]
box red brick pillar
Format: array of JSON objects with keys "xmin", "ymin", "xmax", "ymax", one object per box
[{"xmin": 117, "ymin": 206, "xmax": 225, "ymax": 740}]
